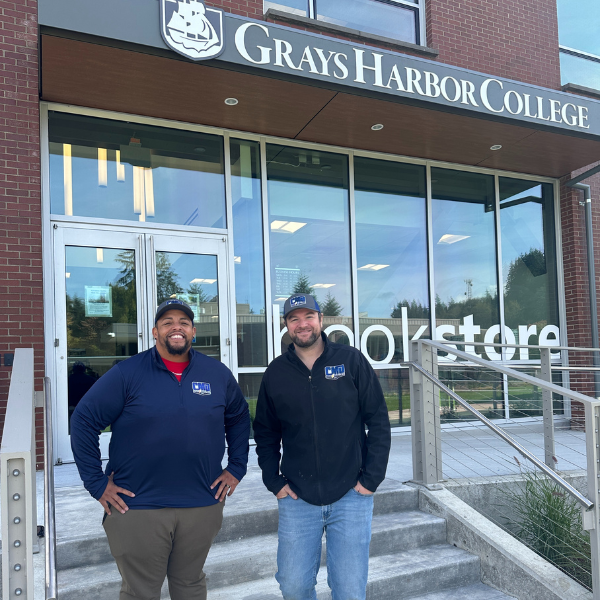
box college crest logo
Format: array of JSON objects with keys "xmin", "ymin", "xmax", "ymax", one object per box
[
  {"xmin": 160, "ymin": 0, "xmax": 224, "ymax": 61},
  {"xmin": 325, "ymin": 365, "xmax": 345, "ymax": 380},
  {"xmin": 192, "ymin": 382, "xmax": 212, "ymax": 395}
]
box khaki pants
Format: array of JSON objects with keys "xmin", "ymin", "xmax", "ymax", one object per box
[{"xmin": 103, "ymin": 503, "xmax": 224, "ymax": 600}]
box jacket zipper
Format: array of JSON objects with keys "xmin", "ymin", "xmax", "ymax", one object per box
[{"xmin": 308, "ymin": 373, "xmax": 323, "ymax": 503}]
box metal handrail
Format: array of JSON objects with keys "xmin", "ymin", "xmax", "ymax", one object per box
[
  {"xmin": 44, "ymin": 376, "xmax": 58, "ymax": 600},
  {"xmin": 420, "ymin": 340, "xmax": 599, "ymax": 407},
  {"xmin": 408, "ymin": 361, "xmax": 594, "ymax": 511}
]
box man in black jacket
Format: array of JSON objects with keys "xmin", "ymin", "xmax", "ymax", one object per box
[{"xmin": 254, "ymin": 293, "xmax": 391, "ymax": 600}]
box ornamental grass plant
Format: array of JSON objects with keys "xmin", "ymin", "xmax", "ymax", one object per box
[{"xmin": 501, "ymin": 458, "xmax": 592, "ymax": 590}]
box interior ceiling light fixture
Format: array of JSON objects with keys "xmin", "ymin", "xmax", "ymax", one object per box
[
  {"xmin": 371, "ymin": 124, "xmax": 384, "ymax": 131},
  {"xmin": 234, "ymin": 256, "xmax": 242, "ymax": 263},
  {"xmin": 224, "ymin": 98, "xmax": 239, "ymax": 106},
  {"xmin": 270, "ymin": 220, "xmax": 307, "ymax": 233},
  {"xmin": 358, "ymin": 264, "xmax": 389, "ymax": 271},
  {"xmin": 190, "ymin": 278, "xmax": 217, "ymax": 284},
  {"xmin": 490, "ymin": 144, "xmax": 502, "ymax": 151},
  {"xmin": 438, "ymin": 234, "xmax": 470, "ymax": 244},
  {"xmin": 312, "ymin": 283, "xmax": 336, "ymax": 288}
]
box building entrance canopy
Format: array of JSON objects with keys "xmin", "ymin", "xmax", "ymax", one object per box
[{"xmin": 40, "ymin": 0, "xmax": 600, "ymax": 178}]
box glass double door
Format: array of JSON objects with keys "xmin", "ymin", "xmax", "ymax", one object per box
[{"xmin": 53, "ymin": 225, "xmax": 230, "ymax": 462}]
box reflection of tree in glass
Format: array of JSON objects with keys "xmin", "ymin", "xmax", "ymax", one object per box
[
  {"xmin": 504, "ymin": 248, "xmax": 550, "ymax": 327},
  {"xmin": 187, "ymin": 282, "xmax": 211, "ymax": 303},
  {"xmin": 292, "ymin": 272, "xmax": 316, "ymax": 299},
  {"xmin": 322, "ymin": 292, "xmax": 342, "ymax": 316},
  {"xmin": 156, "ymin": 253, "xmax": 183, "ymax": 304},
  {"xmin": 435, "ymin": 291, "xmax": 498, "ymax": 329},
  {"xmin": 391, "ymin": 300, "xmax": 430, "ymax": 319},
  {"xmin": 67, "ymin": 250, "xmax": 137, "ymax": 358}
]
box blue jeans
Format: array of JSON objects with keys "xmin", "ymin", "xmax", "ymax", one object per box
[{"xmin": 276, "ymin": 488, "xmax": 374, "ymax": 600}]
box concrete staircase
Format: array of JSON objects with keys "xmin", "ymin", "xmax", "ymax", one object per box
[{"xmin": 54, "ymin": 477, "xmax": 513, "ymax": 600}]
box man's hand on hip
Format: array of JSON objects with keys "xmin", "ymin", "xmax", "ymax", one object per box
[
  {"xmin": 211, "ymin": 469, "xmax": 240, "ymax": 502},
  {"xmin": 276, "ymin": 484, "xmax": 298, "ymax": 500},
  {"xmin": 99, "ymin": 472, "xmax": 135, "ymax": 515},
  {"xmin": 354, "ymin": 481, "xmax": 374, "ymax": 496}
]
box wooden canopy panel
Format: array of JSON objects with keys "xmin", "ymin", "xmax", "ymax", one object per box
[{"xmin": 41, "ymin": 35, "xmax": 600, "ymax": 178}]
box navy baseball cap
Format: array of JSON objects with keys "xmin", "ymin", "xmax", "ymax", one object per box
[
  {"xmin": 283, "ymin": 294, "xmax": 321, "ymax": 319},
  {"xmin": 155, "ymin": 299, "xmax": 194, "ymax": 324}
]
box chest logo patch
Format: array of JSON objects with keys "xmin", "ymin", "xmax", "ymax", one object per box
[
  {"xmin": 325, "ymin": 365, "xmax": 345, "ymax": 380},
  {"xmin": 192, "ymin": 382, "xmax": 211, "ymax": 395}
]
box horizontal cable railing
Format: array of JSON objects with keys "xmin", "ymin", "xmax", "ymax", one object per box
[{"xmin": 408, "ymin": 339, "xmax": 600, "ymax": 598}]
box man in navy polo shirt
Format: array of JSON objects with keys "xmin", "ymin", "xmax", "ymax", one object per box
[
  {"xmin": 71, "ymin": 298, "xmax": 250, "ymax": 600},
  {"xmin": 254, "ymin": 293, "xmax": 391, "ymax": 600}
]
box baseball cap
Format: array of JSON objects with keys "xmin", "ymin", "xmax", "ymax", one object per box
[
  {"xmin": 155, "ymin": 298, "xmax": 194, "ymax": 324},
  {"xmin": 283, "ymin": 294, "xmax": 321, "ymax": 319}
]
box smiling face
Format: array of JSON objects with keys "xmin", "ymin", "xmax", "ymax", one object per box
[
  {"xmin": 285, "ymin": 308, "xmax": 323, "ymax": 349},
  {"xmin": 152, "ymin": 309, "xmax": 196, "ymax": 360}
]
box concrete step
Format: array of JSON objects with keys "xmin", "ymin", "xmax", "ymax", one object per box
[
  {"xmin": 57, "ymin": 508, "xmax": 445, "ymax": 598},
  {"xmin": 56, "ymin": 480, "xmax": 418, "ymax": 570},
  {"xmin": 206, "ymin": 544, "xmax": 482, "ymax": 600},
  {"xmin": 412, "ymin": 582, "xmax": 515, "ymax": 599}
]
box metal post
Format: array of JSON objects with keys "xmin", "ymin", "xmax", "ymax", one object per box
[
  {"xmin": 44, "ymin": 377, "xmax": 58, "ymax": 600},
  {"xmin": 584, "ymin": 402, "xmax": 600, "ymax": 600},
  {"xmin": 409, "ymin": 340, "xmax": 442, "ymax": 486},
  {"xmin": 540, "ymin": 347, "xmax": 556, "ymax": 470}
]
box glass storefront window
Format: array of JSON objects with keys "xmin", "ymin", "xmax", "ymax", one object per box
[
  {"xmin": 432, "ymin": 168, "xmax": 499, "ymax": 361},
  {"xmin": 499, "ymin": 178, "xmax": 559, "ymax": 361},
  {"xmin": 49, "ymin": 112, "xmax": 226, "ymax": 228},
  {"xmin": 238, "ymin": 373, "xmax": 263, "ymax": 437},
  {"xmin": 355, "ymin": 157, "xmax": 429, "ymax": 363},
  {"xmin": 376, "ymin": 369, "xmax": 410, "ymax": 427},
  {"xmin": 316, "ymin": 0, "xmax": 418, "ymax": 45},
  {"xmin": 266, "ymin": 145, "xmax": 353, "ymax": 353},
  {"xmin": 231, "ymin": 139, "xmax": 268, "ymax": 367}
]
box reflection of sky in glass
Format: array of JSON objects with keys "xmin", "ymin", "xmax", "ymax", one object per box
[
  {"xmin": 557, "ymin": 0, "xmax": 600, "ymax": 56},
  {"xmin": 317, "ymin": 0, "xmax": 417, "ymax": 44},
  {"xmin": 432, "ymin": 199, "xmax": 497, "ymax": 302},
  {"xmin": 158, "ymin": 252, "xmax": 218, "ymax": 296},
  {"xmin": 500, "ymin": 183, "xmax": 544, "ymax": 283},
  {"xmin": 356, "ymin": 191, "xmax": 427, "ymax": 317},
  {"xmin": 559, "ymin": 53, "xmax": 600, "ymax": 89},
  {"xmin": 65, "ymin": 247, "xmax": 126, "ymax": 300},
  {"xmin": 267, "ymin": 155, "xmax": 351, "ymax": 315},
  {"xmin": 50, "ymin": 149, "xmax": 225, "ymax": 228}
]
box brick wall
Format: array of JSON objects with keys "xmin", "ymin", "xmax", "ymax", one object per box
[
  {"xmin": 426, "ymin": 0, "xmax": 561, "ymax": 89},
  {"xmin": 208, "ymin": 0, "xmax": 562, "ymax": 88},
  {"xmin": 560, "ymin": 167, "xmax": 600, "ymax": 425},
  {"xmin": 0, "ymin": 0, "xmax": 44, "ymax": 468}
]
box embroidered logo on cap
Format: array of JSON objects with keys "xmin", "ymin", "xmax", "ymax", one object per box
[
  {"xmin": 192, "ymin": 382, "xmax": 211, "ymax": 395},
  {"xmin": 325, "ymin": 365, "xmax": 345, "ymax": 380},
  {"xmin": 290, "ymin": 295, "xmax": 307, "ymax": 307}
]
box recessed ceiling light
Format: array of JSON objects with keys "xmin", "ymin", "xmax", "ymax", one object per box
[
  {"xmin": 313, "ymin": 283, "xmax": 336, "ymax": 288},
  {"xmin": 224, "ymin": 98, "xmax": 239, "ymax": 106},
  {"xmin": 271, "ymin": 220, "xmax": 306, "ymax": 233},
  {"xmin": 490, "ymin": 144, "xmax": 502, "ymax": 151},
  {"xmin": 234, "ymin": 256, "xmax": 242, "ymax": 263},
  {"xmin": 190, "ymin": 278, "xmax": 217, "ymax": 284},
  {"xmin": 371, "ymin": 124, "xmax": 384, "ymax": 131},
  {"xmin": 438, "ymin": 234, "xmax": 470, "ymax": 245},
  {"xmin": 358, "ymin": 264, "xmax": 389, "ymax": 271}
]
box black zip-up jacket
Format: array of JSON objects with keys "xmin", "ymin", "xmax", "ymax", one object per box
[{"xmin": 253, "ymin": 333, "xmax": 391, "ymax": 506}]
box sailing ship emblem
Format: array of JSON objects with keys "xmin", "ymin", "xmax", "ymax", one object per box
[{"xmin": 160, "ymin": 0, "xmax": 224, "ymax": 61}]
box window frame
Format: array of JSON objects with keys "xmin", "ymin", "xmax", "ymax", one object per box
[{"xmin": 266, "ymin": 0, "xmax": 426, "ymax": 47}]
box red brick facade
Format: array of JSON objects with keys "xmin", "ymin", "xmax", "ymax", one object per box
[
  {"xmin": 0, "ymin": 0, "xmax": 598, "ymax": 464},
  {"xmin": 0, "ymin": 0, "xmax": 44, "ymax": 468}
]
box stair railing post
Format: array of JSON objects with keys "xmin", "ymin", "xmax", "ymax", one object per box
[
  {"xmin": 584, "ymin": 402, "xmax": 600, "ymax": 600},
  {"xmin": 540, "ymin": 347, "xmax": 556, "ymax": 470},
  {"xmin": 410, "ymin": 340, "xmax": 443, "ymax": 486}
]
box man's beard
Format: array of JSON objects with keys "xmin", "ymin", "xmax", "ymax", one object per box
[
  {"xmin": 289, "ymin": 329, "xmax": 320, "ymax": 348},
  {"xmin": 164, "ymin": 336, "xmax": 192, "ymax": 355}
]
